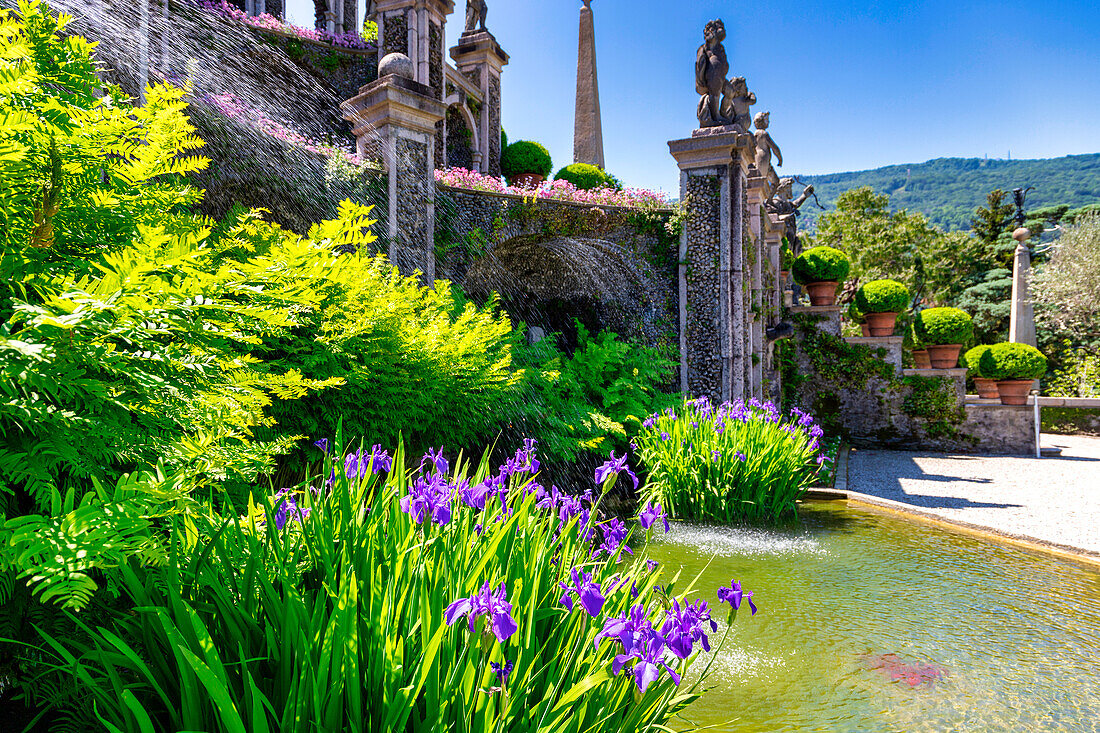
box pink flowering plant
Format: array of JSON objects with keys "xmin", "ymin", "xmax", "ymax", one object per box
[
  {"xmin": 437, "ymin": 167, "xmax": 673, "ymax": 210},
  {"xmin": 635, "ymin": 396, "xmax": 828, "ymax": 523},
  {"xmin": 55, "ymin": 437, "xmax": 758, "ymax": 732},
  {"xmin": 202, "ymin": 90, "xmax": 369, "ymax": 170},
  {"xmin": 195, "ymin": 0, "xmax": 375, "ymax": 50}
]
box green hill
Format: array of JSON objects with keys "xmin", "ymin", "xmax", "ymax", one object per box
[{"xmin": 796, "ymin": 153, "xmax": 1100, "ymax": 231}]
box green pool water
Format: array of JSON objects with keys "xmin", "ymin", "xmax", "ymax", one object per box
[{"xmin": 647, "ymin": 501, "xmax": 1100, "ymax": 732}]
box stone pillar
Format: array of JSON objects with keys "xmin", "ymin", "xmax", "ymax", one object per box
[
  {"xmin": 1009, "ymin": 229, "xmax": 1037, "ymax": 347},
  {"xmin": 668, "ymin": 128, "xmax": 756, "ymax": 404},
  {"xmin": 451, "ymin": 30, "xmax": 508, "ymax": 176},
  {"xmin": 342, "ymin": 62, "xmax": 447, "ymax": 285},
  {"xmin": 762, "ymin": 207, "xmax": 785, "ymax": 405},
  {"xmin": 376, "ymin": 0, "xmax": 452, "ymax": 98},
  {"xmin": 573, "ymin": 0, "xmax": 604, "ymax": 168},
  {"xmin": 745, "ymin": 176, "xmax": 768, "ymax": 400}
]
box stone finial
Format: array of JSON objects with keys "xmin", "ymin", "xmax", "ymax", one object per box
[
  {"xmin": 695, "ymin": 20, "xmax": 730, "ymax": 128},
  {"xmin": 465, "ymin": 0, "xmax": 488, "ymax": 34},
  {"xmin": 378, "ymin": 52, "xmax": 415, "ymax": 80}
]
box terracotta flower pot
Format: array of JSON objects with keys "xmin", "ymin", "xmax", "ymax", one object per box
[
  {"xmin": 927, "ymin": 344, "xmax": 962, "ymax": 369},
  {"xmin": 973, "ymin": 377, "xmax": 1000, "ymax": 399},
  {"xmin": 865, "ymin": 311, "xmax": 898, "ymax": 337},
  {"xmin": 780, "ymin": 270, "xmax": 790, "ymax": 287},
  {"xmin": 996, "ymin": 379, "xmax": 1033, "ymax": 406},
  {"xmin": 860, "ymin": 323, "xmax": 872, "ymax": 337},
  {"xmin": 912, "ymin": 350, "xmax": 932, "ymax": 369},
  {"xmin": 510, "ymin": 173, "xmax": 545, "ymax": 189},
  {"xmin": 804, "ymin": 281, "xmax": 838, "ymax": 307}
]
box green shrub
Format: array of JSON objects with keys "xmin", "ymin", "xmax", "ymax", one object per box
[
  {"xmin": 554, "ymin": 163, "xmax": 617, "ymax": 191},
  {"xmin": 855, "ymin": 279, "xmax": 909, "ymax": 314},
  {"xmin": 500, "ymin": 140, "xmax": 552, "ymax": 182},
  {"xmin": 963, "ymin": 345, "xmax": 994, "ymax": 377},
  {"xmin": 913, "ymin": 307, "xmax": 974, "ymax": 345},
  {"xmin": 979, "ymin": 342, "xmax": 1048, "ymax": 380},
  {"xmin": 635, "ymin": 397, "xmax": 825, "ymax": 523},
  {"xmin": 847, "ymin": 302, "xmax": 866, "ymax": 324},
  {"xmin": 501, "ymin": 128, "xmax": 508, "ymax": 151},
  {"xmin": 36, "ymin": 440, "xmax": 754, "ymax": 732},
  {"xmin": 792, "ymin": 246, "xmax": 851, "ymax": 285}
]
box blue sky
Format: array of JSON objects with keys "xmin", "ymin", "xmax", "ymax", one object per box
[{"xmin": 285, "ymin": 0, "xmax": 1100, "ymax": 196}]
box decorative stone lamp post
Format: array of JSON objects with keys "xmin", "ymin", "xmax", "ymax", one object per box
[{"xmin": 1009, "ymin": 187, "xmax": 1037, "ymax": 347}]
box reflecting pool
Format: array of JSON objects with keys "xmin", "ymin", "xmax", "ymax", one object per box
[{"xmin": 648, "ymin": 501, "xmax": 1100, "ymax": 732}]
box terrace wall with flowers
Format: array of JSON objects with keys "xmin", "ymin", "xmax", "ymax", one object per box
[{"xmin": 434, "ymin": 170, "xmax": 682, "ymax": 350}]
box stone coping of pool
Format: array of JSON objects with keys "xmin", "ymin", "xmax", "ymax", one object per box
[
  {"xmin": 966, "ymin": 396, "xmax": 1100, "ymax": 408},
  {"xmin": 805, "ymin": 446, "xmax": 1100, "ymax": 570}
]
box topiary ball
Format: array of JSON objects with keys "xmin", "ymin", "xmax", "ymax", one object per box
[
  {"xmin": 500, "ymin": 141, "xmax": 553, "ymax": 182},
  {"xmin": 792, "ymin": 246, "xmax": 851, "ymax": 286},
  {"xmin": 912, "ymin": 307, "xmax": 973, "ymax": 345},
  {"xmin": 978, "ymin": 342, "xmax": 1048, "ymax": 381},
  {"xmin": 554, "ymin": 163, "xmax": 617, "ymax": 191},
  {"xmin": 855, "ymin": 279, "xmax": 909, "ymax": 314},
  {"xmin": 962, "ymin": 345, "xmax": 993, "ymax": 377},
  {"xmin": 500, "ymin": 128, "xmax": 508, "ymax": 152}
]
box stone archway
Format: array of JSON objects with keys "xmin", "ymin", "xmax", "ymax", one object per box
[{"xmin": 445, "ymin": 104, "xmax": 475, "ymax": 171}]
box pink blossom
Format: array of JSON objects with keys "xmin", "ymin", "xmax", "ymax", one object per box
[
  {"xmin": 196, "ymin": 0, "xmax": 376, "ymax": 51},
  {"xmin": 434, "ymin": 168, "xmax": 672, "ymax": 210}
]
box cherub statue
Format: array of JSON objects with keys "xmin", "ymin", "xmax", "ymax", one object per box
[
  {"xmin": 766, "ymin": 177, "xmax": 815, "ymax": 250},
  {"xmin": 465, "ymin": 0, "xmax": 487, "ymax": 33},
  {"xmin": 719, "ymin": 76, "xmax": 756, "ymax": 132},
  {"xmin": 753, "ymin": 111, "xmax": 782, "ymax": 195},
  {"xmin": 695, "ymin": 20, "xmax": 730, "ymax": 128}
]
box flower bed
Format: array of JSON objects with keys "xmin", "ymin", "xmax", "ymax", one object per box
[
  {"xmin": 436, "ymin": 167, "xmax": 672, "ymax": 209},
  {"xmin": 203, "ymin": 91, "xmax": 369, "ymax": 169},
  {"xmin": 196, "ymin": 0, "xmax": 376, "ymax": 51}
]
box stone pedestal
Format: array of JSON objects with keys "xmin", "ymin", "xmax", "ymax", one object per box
[
  {"xmin": 846, "ymin": 336, "xmax": 904, "ymax": 375},
  {"xmin": 343, "ymin": 74, "xmax": 447, "ymax": 284},
  {"xmin": 1009, "ymin": 240, "xmax": 1037, "ymax": 347},
  {"xmin": 789, "ymin": 305, "xmax": 842, "ymax": 337},
  {"xmin": 903, "ymin": 367, "xmax": 968, "ymax": 403},
  {"xmin": 668, "ymin": 128, "xmax": 757, "ymax": 404},
  {"xmin": 451, "ymin": 31, "xmax": 508, "ymax": 176}
]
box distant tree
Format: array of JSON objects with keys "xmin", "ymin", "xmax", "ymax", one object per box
[
  {"xmin": 971, "ymin": 189, "xmax": 1014, "ymax": 243},
  {"xmin": 1033, "ymin": 215, "xmax": 1100, "ymax": 336}
]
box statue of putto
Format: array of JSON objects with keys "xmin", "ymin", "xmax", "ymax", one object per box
[
  {"xmin": 720, "ymin": 76, "xmax": 756, "ymax": 132},
  {"xmin": 465, "ymin": 0, "xmax": 488, "ymax": 34},
  {"xmin": 695, "ymin": 20, "xmax": 730, "ymax": 128},
  {"xmin": 753, "ymin": 111, "xmax": 782, "ymax": 195}
]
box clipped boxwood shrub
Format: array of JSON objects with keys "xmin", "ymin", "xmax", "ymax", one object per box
[
  {"xmin": 913, "ymin": 307, "xmax": 973, "ymax": 345},
  {"xmin": 554, "ymin": 163, "xmax": 617, "ymax": 191},
  {"xmin": 978, "ymin": 343, "xmax": 1048, "ymax": 380},
  {"xmin": 501, "ymin": 128, "xmax": 508, "ymax": 151},
  {"xmin": 793, "ymin": 246, "xmax": 850, "ymax": 286},
  {"xmin": 501, "ymin": 140, "xmax": 552, "ymax": 182},
  {"xmin": 855, "ymin": 279, "xmax": 909, "ymax": 314},
  {"xmin": 963, "ymin": 345, "xmax": 993, "ymax": 376},
  {"xmin": 847, "ymin": 301, "xmax": 865, "ymax": 324}
]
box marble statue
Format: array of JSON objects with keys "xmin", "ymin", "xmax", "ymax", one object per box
[
  {"xmin": 465, "ymin": 0, "xmax": 487, "ymax": 34},
  {"xmin": 766, "ymin": 177, "xmax": 814, "ymax": 253},
  {"xmin": 695, "ymin": 20, "xmax": 730, "ymax": 128},
  {"xmin": 720, "ymin": 76, "xmax": 756, "ymax": 132},
  {"xmin": 753, "ymin": 111, "xmax": 782, "ymax": 195}
]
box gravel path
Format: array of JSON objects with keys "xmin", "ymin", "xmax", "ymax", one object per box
[{"xmin": 846, "ymin": 434, "xmax": 1100, "ymax": 556}]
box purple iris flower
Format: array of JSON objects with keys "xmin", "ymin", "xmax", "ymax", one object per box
[
  {"xmin": 595, "ymin": 451, "xmax": 639, "ymax": 490},
  {"xmin": 735, "ymin": 452, "xmax": 747, "ymax": 463},
  {"xmin": 717, "ymin": 580, "xmax": 757, "ymax": 616},
  {"xmin": 421, "ymin": 447, "xmax": 449, "ymax": 475},
  {"xmin": 660, "ymin": 431, "xmax": 671, "ymax": 442},
  {"xmin": 660, "ymin": 598, "xmax": 719, "ymax": 659},
  {"xmin": 367, "ymin": 444, "xmax": 392, "ymax": 473},
  {"xmin": 400, "ymin": 474, "xmax": 453, "ymax": 526},
  {"xmin": 642, "ymin": 413, "xmax": 658, "ymax": 428},
  {"xmin": 503, "ymin": 438, "xmax": 540, "ymax": 477},
  {"xmin": 272, "ymin": 489, "xmax": 310, "ymax": 530},
  {"xmin": 313, "ymin": 438, "xmax": 330, "ymax": 454},
  {"xmin": 491, "ymin": 659, "xmax": 514, "ymax": 685},
  {"xmin": 595, "ymin": 518, "xmax": 633, "ymax": 561},
  {"xmin": 638, "ymin": 502, "xmax": 670, "ymax": 533},
  {"xmin": 459, "ymin": 478, "xmax": 492, "ymax": 510},
  {"xmin": 444, "ymin": 581, "xmax": 518, "ymax": 643},
  {"xmin": 558, "ymin": 568, "xmax": 606, "ymax": 617},
  {"xmin": 646, "ymin": 559, "xmax": 659, "ymax": 572},
  {"xmin": 597, "ymin": 604, "xmax": 682, "ymax": 693}
]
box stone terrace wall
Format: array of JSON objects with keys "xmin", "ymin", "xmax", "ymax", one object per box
[{"xmin": 435, "ymin": 186, "xmax": 680, "ymax": 351}]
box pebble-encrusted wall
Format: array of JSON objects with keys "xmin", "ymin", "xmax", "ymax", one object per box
[
  {"xmin": 682, "ymin": 174, "xmax": 724, "ymax": 399},
  {"xmin": 435, "ymin": 186, "xmax": 679, "ymax": 350},
  {"xmin": 488, "ymin": 75, "xmax": 502, "ymax": 177},
  {"xmin": 382, "ymin": 13, "xmax": 407, "ymax": 57},
  {"xmin": 393, "ymin": 137, "xmax": 432, "ymax": 279}
]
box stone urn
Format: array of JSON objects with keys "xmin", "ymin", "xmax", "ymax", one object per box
[
  {"xmin": 511, "ymin": 173, "xmax": 545, "ymax": 189},
  {"xmin": 996, "ymin": 379, "xmax": 1032, "ymax": 406},
  {"xmin": 860, "ymin": 323, "xmax": 872, "ymax": 337},
  {"xmin": 912, "ymin": 349, "xmax": 932, "ymax": 369},
  {"xmin": 973, "ymin": 377, "xmax": 1000, "ymax": 399},
  {"xmin": 805, "ymin": 281, "xmax": 838, "ymax": 307},
  {"xmin": 865, "ymin": 312, "xmax": 898, "ymax": 337},
  {"xmin": 928, "ymin": 344, "xmax": 962, "ymax": 369}
]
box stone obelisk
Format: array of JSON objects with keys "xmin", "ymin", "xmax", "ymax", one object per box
[{"xmin": 573, "ymin": 0, "xmax": 605, "ymax": 168}]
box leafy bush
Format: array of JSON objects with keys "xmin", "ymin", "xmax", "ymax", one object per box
[
  {"xmin": 554, "ymin": 163, "xmax": 617, "ymax": 191},
  {"xmin": 913, "ymin": 307, "xmax": 974, "ymax": 345},
  {"xmin": 501, "ymin": 128, "xmax": 508, "ymax": 150},
  {"xmin": 34, "ymin": 440, "xmax": 758, "ymax": 732},
  {"xmin": 963, "ymin": 345, "xmax": 993, "ymax": 377},
  {"xmin": 855, "ymin": 279, "xmax": 909, "ymax": 314},
  {"xmin": 500, "ymin": 140, "xmax": 552, "ymax": 182},
  {"xmin": 979, "ymin": 342, "xmax": 1048, "ymax": 380},
  {"xmin": 635, "ymin": 397, "xmax": 826, "ymax": 523},
  {"xmin": 792, "ymin": 246, "xmax": 851, "ymax": 285},
  {"xmin": 847, "ymin": 302, "xmax": 866, "ymax": 324}
]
